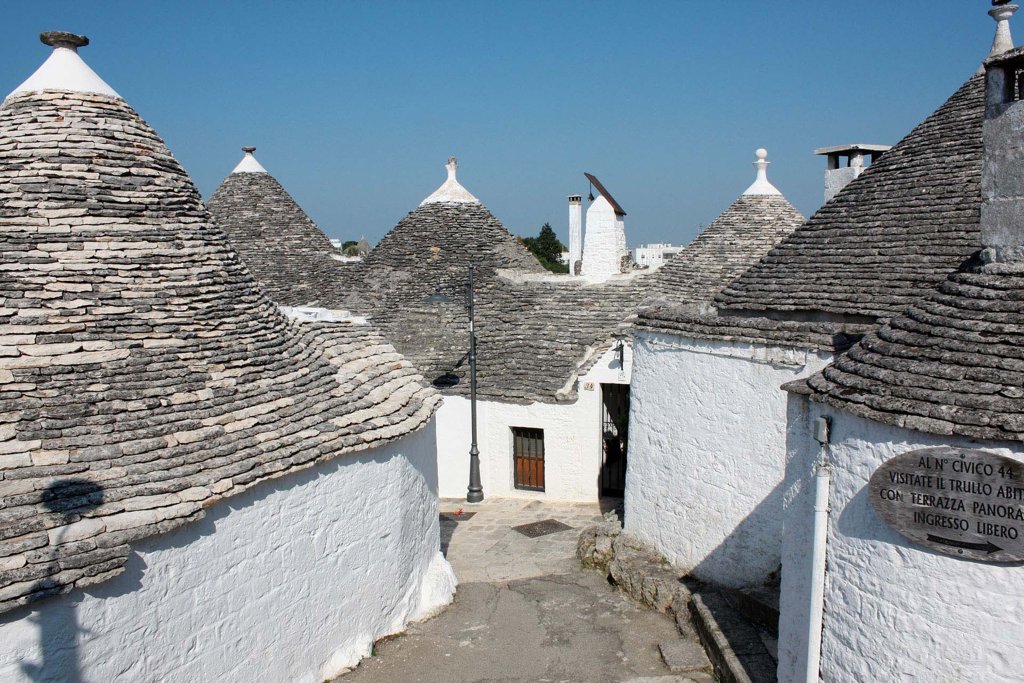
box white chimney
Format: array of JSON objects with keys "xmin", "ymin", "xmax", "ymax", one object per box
[
  {"xmin": 580, "ymin": 174, "xmax": 628, "ymax": 281},
  {"xmin": 813, "ymin": 144, "xmax": 891, "ymax": 203},
  {"xmin": 568, "ymin": 195, "xmax": 582, "ymax": 276}
]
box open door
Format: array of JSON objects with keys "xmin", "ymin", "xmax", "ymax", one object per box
[{"xmin": 600, "ymin": 383, "xmax": 629, "ymax": 497}]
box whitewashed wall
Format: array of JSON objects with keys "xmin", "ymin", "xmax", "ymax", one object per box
[
  {"xmin": 780, "ymin": 397, "xmax": 1024, "ymax": 683},
  {"xmin": 0, "ymin": 421, "xmax": 455, "ymax": 683},
  {"xmin": 435, "ymin": 345, "xmax": 631, "ymax": 501},
  {"xmin": 581, "ymin": 196, "xmax": 627, "ymax": 281},
  {"xmin": 625, "ymin": 331, "xmax": 831, "ymax": 588}
]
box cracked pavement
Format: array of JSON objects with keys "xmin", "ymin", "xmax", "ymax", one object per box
[{"xmin": 339, "ymin": 498, "xmax": 687, "ymax": 683}]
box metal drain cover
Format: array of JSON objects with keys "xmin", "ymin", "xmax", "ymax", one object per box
[{"xmin": 512, "ymin": 518, "xmax": 573, "ymax": 538}]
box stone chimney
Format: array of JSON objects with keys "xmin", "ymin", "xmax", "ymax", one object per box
[
  {"xmin": 981, "ymin": 3, "xmax": 1024, "ymax": 266},
  {"xmin": 568, "ymin": 195, "xmax": 582, "ymax": 276},
  {"xmin": 813, "ymin": 144, "xmax": 891, "ymax": 202}
]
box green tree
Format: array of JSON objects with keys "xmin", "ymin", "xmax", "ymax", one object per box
[
  {"xmin": 522, "ymin": 223, "xmax": 568, "ymax": 273},
  {"xmin": 342, "ymin": 240, "xmax": 358, "ymax": 250}
]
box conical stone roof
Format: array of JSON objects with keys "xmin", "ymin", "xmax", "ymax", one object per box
[
  {"xmin": 795, "ymin": 264, "xmax": 1024, "ymax": 441},
  {"xmin": 0, "ymin": 35, "xmax": 438, "ymax": 611},
  {"xmin": 207, "ymin": 148, "xmax": 354, "ymax": 307},
  {"xmin": 646, "ymin": 151, "xmax": 805, "ymax": 307},
  {"xmin": 639, "ymin": 73, "xmax": 987, "ymax": 350},
  {"xmin": 336, "ymin": 162, "xmax": 545, "ymax": 385},
  {"xmin": 716, "ymin": 74, "xmax": 985, "ymax": 320}
]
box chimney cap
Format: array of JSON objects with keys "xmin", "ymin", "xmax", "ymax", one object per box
[
  {"xmin": 40, "ymin": 31, "xmax": 89, "ymax": 50},
  {"xmin": 241, "ymin": 146, "xmax": 256, "ymax": 153},
  {"xmin": 814, "ymin": 143, "xmax": 891, "ymax": 156}
]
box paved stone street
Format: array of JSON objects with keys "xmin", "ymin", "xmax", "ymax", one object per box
[{"xmin": 340, "ymin": 498, "xmax": 698, "ymax": 683}]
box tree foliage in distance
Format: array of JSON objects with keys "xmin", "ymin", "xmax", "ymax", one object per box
[
  {"xmin": 342, "ymin": 240, "xmax": 358, "ymax": 250},
  {"xmin": 522, "ymin": 223, "xmax": 568, "ymax": 273},
  {"xmin": 343, "ymin": 244, "xmax": 361, "ymax": 256}
]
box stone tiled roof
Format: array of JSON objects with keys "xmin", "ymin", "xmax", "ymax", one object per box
[
  {"xmin": 716, "ymin": 74, "xmax": 985, "ymax": 320},
  {"xmin": 636, "ymin": 306, "xmax": 872, "ymax": 352},
  {"xmin": 345, "ymin": 200, "xmax": 646, "ymax": 403},
  {"xmin": 645, "ymin": 194, "xmax": 805, "ymax": 306},
  {"xmin": 470, "ymin": 276, "xmax": 645, "ymax": 403},
  {"xmin": 206, "ymin": 167, "xmax": 354, "ymax": 308},
  {"xmin": 793, "ymin": 262, "xmax": 1024, "ymax": 442},
  {"xmin": 206, "ymin": 167, "xmax": 642, "ymax": 403},
  {"xmin": 0, "ymin": 89, "xmax": 439, "ymax": 612}
]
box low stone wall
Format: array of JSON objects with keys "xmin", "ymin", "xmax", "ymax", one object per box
[{"xmin": 577, "ymin": 518, "xmax": 688, "ymax": 613}]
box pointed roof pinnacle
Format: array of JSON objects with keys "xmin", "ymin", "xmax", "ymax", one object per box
[
  {"xmin": 742, "ymin": 148, "xmax": 782, "ymax": 196},
  {"xmin": 989, "ymin": 2, "xmax": 1019, "ymax": 57},
  {"xmin": 232, "ymin": 146, "xmax": 268, "ymax": 174},
  {"xmin": 7, "ymin": 31, "xmax": 119, "ymax": 99},
  {"xmin": 420, "ymin": 156, "xmax": 479, "ymax": 205}
]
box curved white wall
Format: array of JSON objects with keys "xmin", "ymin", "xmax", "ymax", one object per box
[
  {"xmin": 0, "ymin": 421, "xmax": 454, "ymax": 683},
  {"xmin": 781, "ymin": 398, "xmax": 1024, "ymax": 682},
  {"xmin": 435, "ymin": 345, "xmax": 631, "ymax": 502},
  {"xmin": 625, "ymin": 331, "xmax": 831, "ymax": 587}
]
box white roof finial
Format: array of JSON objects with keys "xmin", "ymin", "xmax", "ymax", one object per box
[
  {"xmin": 231, "ymin": 146, "xmax": 268, "ymax": 174},
  {"xmin": 989, "ymin": 2, "xmax": 1019, "ymax": 57},
  {"xmin": 743, "ymin": 148, "xmax": 782, "ymax": 196},
  {"xmin": 421, "ymin": 155, "xmax": 479, "ymax": 205},
  {"xmin": 8, "ymin": 31, "xmax": 120, "ymax": 100}
]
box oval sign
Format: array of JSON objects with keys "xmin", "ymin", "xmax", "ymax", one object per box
[{"xmin": 869, "ymin": 446, "xmax": 1024, "ymax": 563}]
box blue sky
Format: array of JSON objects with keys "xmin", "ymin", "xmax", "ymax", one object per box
[{"xmin": 0, "ymin": 1, "xmax": 1001, "ymax": 246}]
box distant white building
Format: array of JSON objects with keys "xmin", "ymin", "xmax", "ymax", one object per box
[{"xmin": 632, "ymin": 243, "xmax": 683, "ymax": 269}]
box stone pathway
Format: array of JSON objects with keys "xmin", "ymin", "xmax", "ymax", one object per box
[{"xmin": 339, "ymin": 498, "xmax": 700, "ymax": 683}]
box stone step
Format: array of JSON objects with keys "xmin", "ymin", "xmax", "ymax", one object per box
[
  {"xmin": 689, "ymin": 592, "xmax": 777, "ymax": 683},
  {"xmin": 658, "ymin": 638, "xmax": 713, "ymax": 677},
  {"xmin": 722, "ymin": 585, "xmax": 780, "ymax": 637}
]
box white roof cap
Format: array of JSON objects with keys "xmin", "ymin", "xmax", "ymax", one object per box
[
  {"xmin": 8, "ymin": 32, "xmax": 119, "ymax": 100},
  {"xmin": 989, "ymin": 2, "xmax": 1019, "ymax": 58},
  {"xmin": 421, "ymin": 157, "xmax": 479, "ymax": 205},
  {"xmin": 232, "ymin": 146, "xmax": 268, "ymax": 174},
  {"xmin": 742, "ymin": 148, "xmax": 782, "ymax": 196}
]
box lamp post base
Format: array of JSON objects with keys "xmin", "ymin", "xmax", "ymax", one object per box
[{"xmin": 467, "ymin": 444, "xmax": 484, "ymax": 503}]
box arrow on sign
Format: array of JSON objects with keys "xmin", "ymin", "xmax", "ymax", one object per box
[{"xmin": 926, "ymin": 534, "xmax": 1002, "ymax": 554}]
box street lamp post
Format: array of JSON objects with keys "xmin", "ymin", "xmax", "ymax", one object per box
[
  {"xmin": 466, "ymin": 265, "xmax": 483, "ymax": 503},
  {"xmin": 424, "ymin": 264, "xmax": 483, "ymax": 504}
]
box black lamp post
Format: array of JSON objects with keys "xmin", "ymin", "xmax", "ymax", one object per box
[{"xmin": 424, "ymin": 264, "xmax": 483, "ymax": 503}]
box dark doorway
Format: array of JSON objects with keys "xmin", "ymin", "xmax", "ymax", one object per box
[
  {"xmin": 601, "ymin": 383, "xmax": 630, "ymax": 497},
  {"xmin": 512, "ymin": 426, "xmax": 545, "ymax": 491}
]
